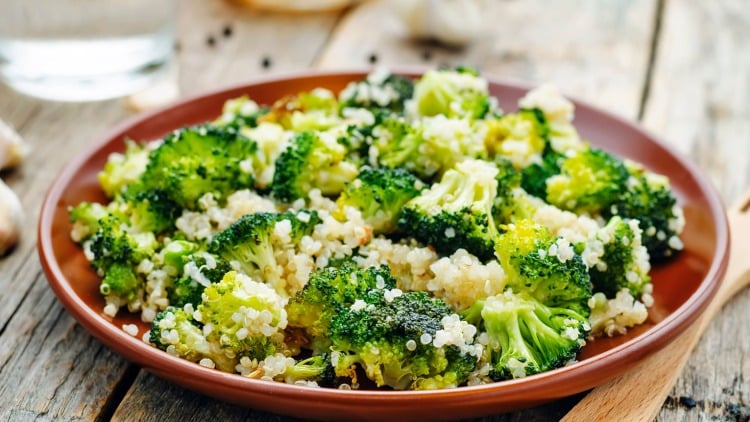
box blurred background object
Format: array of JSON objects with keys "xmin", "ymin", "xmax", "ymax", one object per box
[
  {"xmin": 391, "ymin": 0, "xmax": 482, "ymax": 47},
  {"xmin": 228, "ymin": 0, "xmax": 357, "ymax": 13},
  {"xmin": 0, "ymin": 0, "xmax": 178, "ymax": 101}
]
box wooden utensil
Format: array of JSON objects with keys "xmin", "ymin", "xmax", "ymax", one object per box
[{"xmin": 562, "ymin": 191, "xmax": 750, "ymax": 422}]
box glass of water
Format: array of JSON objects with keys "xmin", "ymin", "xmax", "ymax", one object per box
[{"xmin": 0, "ymin": 0, "xmax": 177, "ymax": 102}]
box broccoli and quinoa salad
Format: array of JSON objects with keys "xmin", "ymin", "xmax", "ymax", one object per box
[{"xmin": 69, "ymin": 67, "xmax": 686, "ymax": 389}]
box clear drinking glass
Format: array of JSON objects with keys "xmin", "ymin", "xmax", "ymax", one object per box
[{"xmin": 0, "ymin": 0, "xmax": 177, "ymax": 101}]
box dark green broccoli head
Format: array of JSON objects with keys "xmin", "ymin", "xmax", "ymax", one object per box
[
  {"xmin": 340, "ymin": 71, "xmax": 415, "ymax": 114},
  {"xmin": 603, "ymin": 163, "xmax": 684, "ymax": 261},
  {"xmin": 520, "ymin": 149, "xmax": 564, "ymax": 199},
  {"xmin": 123, "ymin": 188, "xmax": 182, "ymax": 234},
  {"xmin": 271, "ymin": 131, "xmax": 359, "ymax": 202},
  {"xmin": 545, "ymin": 148, "xmax": 630, "ymax": 214},
  {"xmin": 588, "ymin": 216, "xmax": 651, "ymax": 298},
  {"xmin": 197, "ymin": 271, "xmax": 287, "ymax": 360},
  {"xmin": 413, "ymin": 68, "xmax": 491, "ymax": 119},
  {"xmin": 336, "ymin": 166, "xmax": 423, "ymax": 234},
  {"xmin": 208, "ymin": 211, "xmax": 321, "ymax": 294},
  {"xmin": 150, "ymin": 306, "xmax": 236, "ymax": 372},
  {"xmin": 287, "ymin": 263, "xmax": 397, "ymax": 351},
  {"xmin": 128, "ymin": 125, "xmax": 257, "ymax": 210},
  {"xmin": 88, "ymin": 215, "xmax": 157, "ymax": 273},
  {"xmin": 329, "ymin": 289, "xmax": 478, "ymax": 389},
  {"xmin": 494, "ymin": 219, "xmax": 592, "ymax": 315},
  {"xmin": 463, "ymin": 290, "xmax": 588, "ymax": 380},
  {"xmin": 99, "ymin": 262, "xmax": 140, "ymax": 302},
  {"xmin": 399, "ymin": 159, "xmax": 500, "ymax": 260}
]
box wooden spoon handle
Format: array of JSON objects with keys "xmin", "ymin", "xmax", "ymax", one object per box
[{"xmin": 561, "ymin": 191, "xmax": 750, "ymax": 422}]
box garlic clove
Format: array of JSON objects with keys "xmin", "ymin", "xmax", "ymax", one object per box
[
  {"xmin": 391, "ymin": 0, "xmax": 483, "ymax": 47},
  {"xmin": 0, "ymin": 178, "xmax": 23, "ymax": 256},
  {"xmin": 0, "ymin": 119, "xmax": 29, "ymax": 170}
]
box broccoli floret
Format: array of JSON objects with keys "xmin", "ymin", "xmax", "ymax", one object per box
[
  {"xmin": 162, "ymin": 241, "xmax": 232, "ymax": 308},
  {"xmin": 261, "ymin": 89, "xmax": 340, "ymax": 131},
  {"xmin": 99, "ymin": 262, "xmax": 139, "ymax": 301},
  {"xmin": 238, "ymin": 122, "xmax": 291, "ymax": 190},
  {"xmin": 208, "ymin": 211, "xmax": 321, "ymax": 295},
  {"xmin": 88, "ymin": 215, "xmax": 156, "ymax": 273},
  {"xmin": 339, "ymin": 70, "xmax": 414, "ymax": 113},
  {"xmin": 150, "ymin": 306, "xmax": 236, "ymax": 371},
  {"xmin": 587, "ymin": 217, "xmax": 651, "ymax": 298},
  {"xmin": 282, "ymin": 353, "xmax": 336, "ymax": 386},
  {"xmin": 214, "ymin": 96, "xmax": 270, "ymax": 130},
  {"xmin": 286, "ymin": 263, "xmax": 397, "ymax": 352},
  {"xmin": 603, "ymin": 162, "xmax": 685, "ymax": 261},
  {"xmin": 69, "ymin": 202, "xmax": 110, "ymax": 242},
  {"xmin": 330, "ymin": 289, "xmax": 479, "ymax": 389},
  {"xmin": 336, "ymin": 167, "xmax": 423, "ymax": 234},
  {"xmin": 462, "ymin": 290, "xmax": 588, "ymax": 380},
  {"xmin": 399, "ymin": 159, "xmax": 500, "ymax": 260},
  {"xmin": 123, "ymin": 188, "xmax": 182, "ymax": 234},
  {"xmin": 197, "ymin": 271, "xmax": 288, "ymax": 360},
  {"xmin": 545, "ymin": 148, "xmax": 630, "ymax": 214},
  {"xmin": 127, "ymin": 125, "xmax": 257, "ymax": 210},
  {"xmin": 412, "ymin": 68, "xmax": 491, "ymax": 119},
  {"xmin": 485, "ymin": 109, "xmax": 549, "ymax": 168},
  {"xmin": 494, "ymin": 219, "xmax": 592, "ymax": 315},
  {"xmin": 520, "ymin": 149, "xmax": 565, "ymax": 199},
  {"xmin": 98, "ymin": 140, "xmax": 151, "ymax": 198},
  {"xmin": 369, "ymin": 115, "xmax": 424, "ymax": 171},
  {"xmin": 271, "ymin": 131, "xmax": 359, "ymax": 202}
]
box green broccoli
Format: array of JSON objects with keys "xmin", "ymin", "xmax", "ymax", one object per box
[
  {"xmin": 485, "ymin": 109, "xmax": 549, "ymax": 168},
  {"xmin": 368, "ymin": 115, "xmax": 425, "ymax": 173},
  {"xmin": 214, "ymin": 96, "xmax": 270, "ymax": 131},
  {"xmin": 545, "ymin": 147, "xmax": 630, "ymax": 214},
  {"xmin": 412, "ymin": 68, "xmax": 491, "ymax": 119},
  {"xmin": 197, "ymin": 271, "xmax": 288, "ymax": 360},
  {"xmin": 399, "ymin": 159, "xmax": 500, "ymax": 260},
  {"xmin": 87, "ymin": 215, "xmax": 157, "ymax": 303},
  {"xmin": 69, "ymin": 201, "xmax": 110, "ymax": 242},
  {"xmin": 335, "ymin": 166, "xmax": 423, "ymax": 234},
  {"xmin": 494, "ymin": 219, "xmax": 592, "ymax": 315},
  {"xmin": 271, "ymin": 131, "xmax": 359, "ymax": 202},
  {"xmin": 286, "ymin": 262, "xmax": 397, "ymax": 352},
  {"xmin": 339, "ymin": 70, "xmax": 414, "ymax": 113},
  {"xmin": 282, "ymin": 353, "xmax": 336, "ymax": 386},
  {"xmin": 462, "ymin": 290, "xmax": 589, "ymax": 380},
  {"xmin": 587, "ymin": 216, "xmax": 651, "ymax": 298},
  {"xmin": 262, "ymin": 89, "xmax": 340, "ymax": 131},
  {"xmin": 329, "ymin": 289, "xmax": 479, "ymax": 389},
  {"xmin": 98, "ymin": 140, "xmax": 151, "ymax": 198},
  {"xmin": 122, "ymin": 188, "xmax": 182, "ymax": 234},
  {"xmin": 162, "ymin": 240, "xmax": 232, "ymax": 308},
  {"xmin": 208, "ymin": 211, "xmax": 321, "ymax": 295},
  {"xmin": 127, "ymin": 124, "xmax": 257, "ymax": 210},
  {"xmin": 603, "ymin": 162, "xmax": 685, "ymax": 261},
  {"xmin": 149, "ymin": 306, "xmax": 236, "ymax": 371},
  {"xmin": 520, "ymin": 149, "xmax": 564, "ymax": 199}
]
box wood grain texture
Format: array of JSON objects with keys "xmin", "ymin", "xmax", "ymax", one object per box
[
  {"xmin": 177, "ymin": 0, "xmax": 345, "ymax": 95},
  {"xmin": 639, "ymin": 1, "xmax": 750, "ymax": 420},
  {"xmin": 316, "ymin": 0, "xmax": 657, "ymax": 119}
]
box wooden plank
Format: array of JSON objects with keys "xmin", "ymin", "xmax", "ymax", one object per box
[
  {"xmin": 177, "ymin": 0, "xmax": 345, "ymax": 95},
  {"xmin": 316, "ymin": 0, "xmax": 657, "ymax": 120},
  {"xmin": 640, "ymin": 0, "xmax": 750, "ymax": 420}
]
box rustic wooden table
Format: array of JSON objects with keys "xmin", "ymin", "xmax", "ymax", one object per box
[{"xmin": 1, "ymin": 0, "xmax": 748, "ymax": 420}]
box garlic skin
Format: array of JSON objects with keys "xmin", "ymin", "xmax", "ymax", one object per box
[
  {"xmin": 0, "ymin": 178, "xmax": 23, "ymax": 256},
  {"xmin": 0, "ymin": 119, "xmax": 29, "ymax": 170},
  {"xmin": 392, "ymin": 0, "xmax": 483, "ymax": 47}
]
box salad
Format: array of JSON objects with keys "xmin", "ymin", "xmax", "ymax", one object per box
[{"xmin": 69, "ymin": 67, "xmax": 685, "ymax": 389}]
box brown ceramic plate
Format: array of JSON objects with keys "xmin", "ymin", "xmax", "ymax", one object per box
[{"xmin": 38, "ymin": 70, "xmax": 729, "ymax": 421}]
